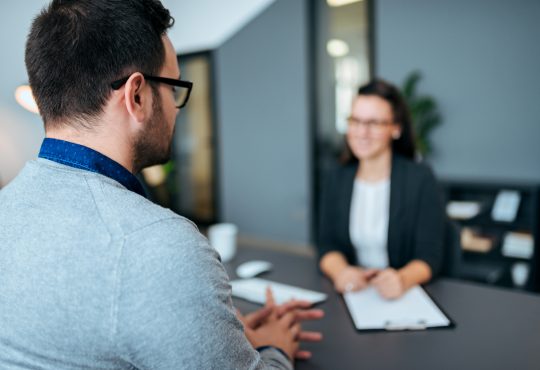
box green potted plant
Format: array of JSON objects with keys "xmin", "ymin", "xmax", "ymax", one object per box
[{"xmin": 401, "ymin": 71, "xmax": 442, "ymax": 159}]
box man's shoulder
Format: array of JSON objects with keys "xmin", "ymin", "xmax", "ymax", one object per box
[
  {"xmin": 81, "ymin": 167, "xmax": 198, "ymax": 237},
  {"xmin": 124, "ymin": 208, "xmax": 204, "ymax": 248},
  {"xmin": 1, "ymin": 159, "xmax": 203, "ymax": 244},
  {"xmin": 97, "ymin": 184, "xmax": 218, "ymax": 284}
]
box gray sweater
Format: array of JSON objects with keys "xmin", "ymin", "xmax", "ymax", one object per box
[{"xmin": 0, "ymin": 159, "xmax": 292, "ymax": 370}]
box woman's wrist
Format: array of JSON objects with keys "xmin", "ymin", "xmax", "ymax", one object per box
[
  {"xmin": 320, "ymin": 252, "xmax": 350, "ymax": 281},
  {"xmin": 398, "ymin": 260, "xmax": 432, "ymax": 290},
  {"xmin": 397, "ymin": 269, "xmax": 411, "ymax": 291},
  {"xmin": 327, "ymin": 264, "xmax": 348, "ymax": 282}
]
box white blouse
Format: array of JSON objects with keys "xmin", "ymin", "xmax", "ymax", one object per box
[{"xmin": 349, "ymin": 178, "xmax": 391, "ymax": 269}]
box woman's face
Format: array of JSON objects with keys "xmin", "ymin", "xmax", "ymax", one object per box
[{"xmin": 346, "ymin": 95, "xmax": 401, "ymax": 161}]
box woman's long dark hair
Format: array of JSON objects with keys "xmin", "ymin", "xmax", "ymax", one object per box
[{"xmin": 342, "ymin": 78, "xmax": 416, "ymax": 163}]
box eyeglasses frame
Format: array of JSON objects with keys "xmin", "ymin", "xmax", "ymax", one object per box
[
  {"xmin": 346, "ymin": 116, "xmax": 395, "ymax": 132},
  {"xmin": 111, "ymin": 74, "xmax": 193, "ymax": 109}
]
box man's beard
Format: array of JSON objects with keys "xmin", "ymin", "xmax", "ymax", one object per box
[{"xmin": 132, "ymin": 92, "xmax": 174, "ymax": 173}]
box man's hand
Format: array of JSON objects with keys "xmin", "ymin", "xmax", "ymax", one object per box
[
  {"xmin": 266, "ymin": 288, "xmax": 324, "ymax": 360},
  {"xmin": 369, "ymin": 268, "xmax": 405, "ymax": 299},
  {"xmin": 237, "ymin": 288, "xmax": 324, "ymax": 360},
  {"xmin": 239, "ymin": 308, "xmax": 300, "ymax": 361}
]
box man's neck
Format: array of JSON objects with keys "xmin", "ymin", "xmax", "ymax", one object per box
[{"xmin": 45, "ymin": 127, "xmax": 134, "ymax": 173}]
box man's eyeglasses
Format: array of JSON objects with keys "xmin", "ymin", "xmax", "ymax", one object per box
[{"xmin": 111, "ymin": 74, "xmax": 193, "ymax": 109}]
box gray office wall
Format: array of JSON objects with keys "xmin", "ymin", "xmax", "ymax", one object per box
[
  {"xmin": 375, "ymin": 0, "xmax": 540, "ymax": 181},
  {"xmin": 215, "ymin": 0, "xmax": 311, "ymax": 244},
  {"xmin": 0, "ymin": 1, "xmax": 47, "ymax": 187}
]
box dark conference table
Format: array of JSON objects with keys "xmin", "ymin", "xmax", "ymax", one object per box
[{"xmin": 226, "ymin": 246, "xmax": 540, "ymax": 370}]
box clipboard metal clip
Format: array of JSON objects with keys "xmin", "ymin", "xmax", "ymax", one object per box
[{"xmin": 384, "ymin": 319, "xmax": 427, "ymax": 331}]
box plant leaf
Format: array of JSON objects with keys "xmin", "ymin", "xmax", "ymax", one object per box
[
  {"xmin": 402, "ymin": 71, "xmax": 421, "ymax": 99},
  {"xmin": 401, "ymin": 71, "xmax": 442, "ymax": 159}
]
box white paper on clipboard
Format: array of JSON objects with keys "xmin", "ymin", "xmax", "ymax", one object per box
[{"xmin": 343, "ymin": 286, "xmax": 451, "ymax": 331}]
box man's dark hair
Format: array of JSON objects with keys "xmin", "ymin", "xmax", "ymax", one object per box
[
  {"xmin": 25, "ymin": 0, "xmax": 174, "ymax": 128},
  {"xmin": 342, "ymin": 78, "xmax": 416, "ymax": 162}
]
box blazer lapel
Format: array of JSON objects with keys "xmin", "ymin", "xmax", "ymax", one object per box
[
  {"xmin": 342, "ymin": 164, "xmax": 357, "ymax": 248},
  {"xmin": 387, "ymin": 155, "xmax": 404, "ymax": 267}
]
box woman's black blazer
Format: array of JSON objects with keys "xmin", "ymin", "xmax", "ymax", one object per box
[{"xmin": 317, "ymin": 154, "xmax": 445, "ymax": 276}]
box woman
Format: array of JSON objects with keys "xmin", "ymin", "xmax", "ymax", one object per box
[{"xmin": 317, "ymin": 79, "xmax": 445, "ymax": 299}]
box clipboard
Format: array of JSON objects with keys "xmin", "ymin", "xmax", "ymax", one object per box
[{"xmin": 343, "ymin": 286, "xmax": 455, "ymax": 332}]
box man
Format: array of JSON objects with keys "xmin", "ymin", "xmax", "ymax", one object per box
[{"xmin": 0, "ymin": 1, "xmax": 322, "ymax": 369}]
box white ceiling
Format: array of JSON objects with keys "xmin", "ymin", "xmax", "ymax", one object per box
[{"xmin": 162, "ymin": 0, "xmax": 275, "ymax": 53}]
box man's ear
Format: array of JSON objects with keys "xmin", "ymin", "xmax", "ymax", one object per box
[{"xmin": 124, "ymin": 72, "xmax": 150, "ymax": 123}]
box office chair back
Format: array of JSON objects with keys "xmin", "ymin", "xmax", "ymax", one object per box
[{"xmin": 441, "ymin": 218, "xmax": 462, "ymax": 278}]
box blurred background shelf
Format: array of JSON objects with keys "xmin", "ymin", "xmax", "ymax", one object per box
[{"xmin": 442, "ymin": 180, "xmax": 539, "ymax": 292}]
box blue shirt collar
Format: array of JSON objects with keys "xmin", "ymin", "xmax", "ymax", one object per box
[{"xmin": 38, "ymin": 138, "xmax": 146, "ymax": 198}]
